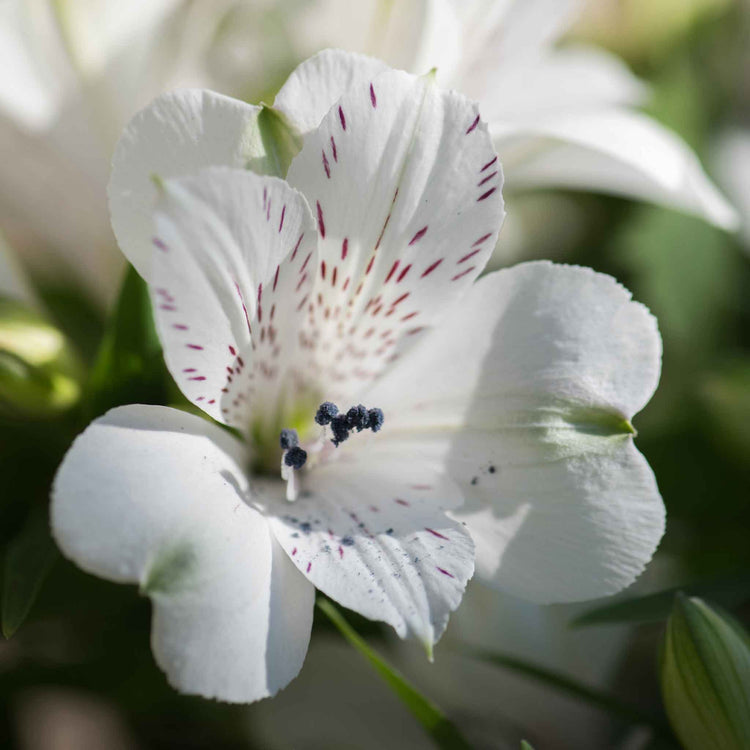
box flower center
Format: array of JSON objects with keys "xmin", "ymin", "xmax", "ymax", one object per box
[{"xmin": 276, "ymin": 401, "xmax": 385, "ymax": 501}]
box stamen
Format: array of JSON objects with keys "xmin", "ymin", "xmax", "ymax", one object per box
[
  {"xmin": 346, "ymin": 404, "xmax": 369, "ymax": 432},
  {"xmin": 284, "ymin": 446, "xmax": 308, "ymax": 469},
  {"xmin": 330, "ymin": 414, "xmax": 350, "ymax": 446},
  {"xmin": 279, "ymin": 428, "xmax": 299, "ymax": 450},
  {"xmin": 315, "ymin": 401, "xmax": 339, "ymax": 425},
  {"xmin": 367, "ymin": 408, "xmax": 384, "ymax": 433}
]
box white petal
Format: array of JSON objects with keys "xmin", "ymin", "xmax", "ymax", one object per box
[
  {"xmin": 273, "ymin": 48, "xmax": 388, "ymax": 138},
  {"xmin": 367, "ymin": 261, "xmax": 665, "ymax": 602},
  {"xmin": 286, "ymin": 67, "xmax": 504, "ymax": 400},
  {"xmin": 52, "ymin": 405, "xmax": 314, "ymax": 703},
  {"xmin": 262, "ymin": 447, "xmax": 472, "ymax": 650},
  {"xmin": 0, "ymin": 0, "xmax": 68, "ymax": 129},
  {"xmin": 451, "ymin": 441, "xmax": 663, "ymax": 602},
  {"xmin": 151, "ymin": 168, "xmax": 317, "ymax": 428},
  {"xmin": 450, "ymin": 0, "xmax": 583, "ymax": 80},
  {"xmin": 108, "ymin": 89, "xmax": 264, "ymax": 280},
  {"xmin": 372, "ymin": 0, "xmax": 462, "ymax": 80},
  {"xmin": 478, "ymin": 47, "xmax": 647, "ymax": 123},
  {"xmin": 713, "ymin": 129, "xmax": 750, "ymax": 248},
  {"xmin": 496, "ymin": 109, "xmax": 739, "ymax": 230}
]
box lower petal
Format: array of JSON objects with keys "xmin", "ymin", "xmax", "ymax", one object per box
[
  {"xmin": 262, "ymin": 450, "xmax": 472, "ymax": 652},
  {"xmin": 52, "ymin": 404, "xmax": 314, "ymax": 703}
]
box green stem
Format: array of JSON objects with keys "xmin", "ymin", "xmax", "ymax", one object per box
[{"xmin": 316, "ymin": 598, "xmax": 473, "ymax": 750}]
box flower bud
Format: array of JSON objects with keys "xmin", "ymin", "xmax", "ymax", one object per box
[{"xmin": 660, "ymin": 594, "xmax": 750, "ymax": 750}]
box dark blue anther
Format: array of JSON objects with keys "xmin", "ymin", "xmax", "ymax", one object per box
[
  {"xmin": 330, "ymin": 414, "xmax": 350, "ymax": 446},
  {"xmin": 284, "ymin": 446, "xmax": 307, "ymax": 469},
  {"xmin": 367, "ymin": 408, "xmax": 384, "ymax": 433},
  {"xmin": 315, "ymin": 401, "xmax": 339, "ymax": 425},
  {"xmin": 279, "ymin": 428, "xmax": 299, "ymax": 450},
  {"xmin": 346, "ymin": 403, "xmax": 369, "ymax": 431}
]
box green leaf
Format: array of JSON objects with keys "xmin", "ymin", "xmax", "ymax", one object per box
[
  {"xmin": 660, "ymin": 594, "xmax": 750, "ymax": 750},
  {"xmin": 85, "ymin": 265, "xmax": 172, "ymax": 418},
  {"xmin": 0, "ymin": 297, "xmax": 83, "ymax": 418},
  {"xmin": 470, "ymin": 649, "xmax": 670, "ymax": 737},
  {"xmin": 520, "ymin": 742, "xmax": 535, "ymax": 750},
  {"xmin": 2, "ymin": 505, "xmax": 58, "ymax": 638},
  {"xmin": 573, "ymin": 572, "xmax": 750, "ymax": 627},
  {"xmin": 316, "ymin": 598, "xmax": 472, "ymax": 750}
]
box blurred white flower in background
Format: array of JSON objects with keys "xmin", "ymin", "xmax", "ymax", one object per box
[
  {"xmin": 714, "ymin": 129, "xmax": 750, "ymax": 251},
  {"xmin": 0, "ymin": 0, "xmax": 737, "ymax": 304}
]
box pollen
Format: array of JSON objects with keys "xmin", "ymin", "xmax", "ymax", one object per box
[
  {"xmin": 315, "ymin": 401, "xmax": 339, "ymax": 425},
  {"xmin": 315, "ymin": 401, "xmax": 385, "ymax": 447},
  {"xmin": 346, "ymin": 404, "xmax": 369, "ymax": 431},
  {"xmin": 284, "ymin": 446, "xmax": 308, "ymax": 469}
]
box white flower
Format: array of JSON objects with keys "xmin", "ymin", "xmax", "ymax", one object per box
[{"xmin": 52, "ymin": 53, "xmax": 665, "ymax": 703}]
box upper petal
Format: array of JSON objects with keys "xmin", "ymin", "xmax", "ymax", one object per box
[
  {"xmin": 366, "ymin": 261, "xmax": 665, "ymax": 602},
  {"xmin": 150, "ymin": 167, "xmax": 318, "ymax": 429},
  {"xmin": 262, "ymin": 445, "xmax": 471, "ymax": 650},
  {"xmin": 273, "ymin": 48, "xmax": 388, "ymax": 138},
  {"xmin": 108, "ymin": 89, "xmax": 265, "ymax": 280},
  {"xmin": 52, "ymin": 404, "xmax": 314, "ymax": 703},
  {"xmin": 496, "ymin": 109, "xmax": 739, "ymax": 230},
  {"xmin": 286, "ymin": 67, "xmax": 504, "ymax": 401}
]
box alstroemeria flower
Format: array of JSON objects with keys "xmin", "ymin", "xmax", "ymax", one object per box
[{"xmin": 52, "ymin": 55, "xmax": 665, "ymax": 703}]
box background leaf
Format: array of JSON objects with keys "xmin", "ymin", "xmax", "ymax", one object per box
[
  {"xmin": 85, "ymin": 265, "xmax": 174, "ymax": 418},
  {"xmin": 2, "ymin": 505, "xmax": 58, "ymax": 638},
  {"xmin": 573, "ymin": 573, "xmax": 750, "ymax": 627}
]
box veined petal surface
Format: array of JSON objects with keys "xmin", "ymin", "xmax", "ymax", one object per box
[
  {"xmin": 262, "ymin": 444, "xmax": 472, "ymax": 649},
  {"xmin": 108, "ymin": 90, "xmax": 266, "ymax": 280},
  {"xmin": 273, "ymin": 48, "xmax": 388, "ymax": 138},
  {"xmin": 286, "ymin": 66, "xmax": 504, "ymax": 402},
  {"xmin": 367, "ymin": 261, "xmax": 665, "ymax": 602},
  {"xmin": 150, "ymin": 168, "xmax": 318, "ymax": 430},
  {"xmin": 52, "ymin": 405, "xmax": 314, "ymax": 703}
]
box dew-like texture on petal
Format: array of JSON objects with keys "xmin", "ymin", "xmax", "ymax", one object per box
[
  {"xmin": 263, "ymin": 448, "xmax": 472, "ymax": 648},
  {"xmin": 366, "ymin": 261, "xmax": 665, "ymax": 602},
  {"xmin": 286, "ymin": 67, "xmax": 504, "ymax": 402},
  {"xmin": 151, "ymin": 168, "xmax": 317, "ymax": 429},
  {"xmin": 108, "ymin": 89, "xmax": 265, "ymax": 280},
  {"xmin": 273, "ymin": 48, "xmax": 388, "ymax": 138},
  {"xmin": 496, "ymin": 109, "xmax": 738, "ymax": 230},
  {"xmin": 51, "ymin": 404, "xmax": 314, "ymax": 703}
]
